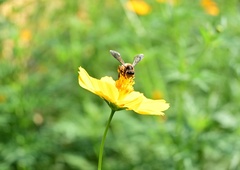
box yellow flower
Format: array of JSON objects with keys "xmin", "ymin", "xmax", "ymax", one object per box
[
  {"xmin": 78, "ymin": 67, "xmax": 169, "ymax": 116},
  {"xmin": 126, "ymin": 0, "xmax": 151, "ymax": 15},
  {"xmin": 201, "ymin": 0, "xmax": 219, "ymax": 16}
]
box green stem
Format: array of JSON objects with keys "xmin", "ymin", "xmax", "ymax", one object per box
[{"xmin": 98, "ymin": 109, "xmax": 115, "ymax": 170}]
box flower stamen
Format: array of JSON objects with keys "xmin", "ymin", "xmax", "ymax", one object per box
[{"xmin": 115, "ymin": 71, "xmax": 135, "ymax": 99}]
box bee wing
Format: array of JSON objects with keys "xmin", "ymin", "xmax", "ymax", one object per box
[
  {"xmin": 110, "ymin": 50, "xmax": 125, "ymax": 65},
  {"xmin": 132, "ymin": 54, "xmax": 144, "ymax": 67}
]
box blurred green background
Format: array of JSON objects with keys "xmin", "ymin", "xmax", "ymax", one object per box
[{"xmin": 1, "ymin": 0, "xmax": 240, "ymax": 169}]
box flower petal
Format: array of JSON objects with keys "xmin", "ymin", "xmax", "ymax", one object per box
[
  {"xmin": 133, "ymin": 96, "xmax": 170, "ymax": 116},
  {"xmin": 118, "ymin": 91, "xmax": 143, "ymax": 109},
  {"xmin": 78, "ymin": 67, "xmax": 98, "ymax": 93},
  {"xmin": 95, "ymin": 78, "xmax": 119, "ymax": 103},
  {"xmin": 78, "ymin": 67, "xmax": 118, "ymax": 103},
  {"xmin": 101, "ymin": 76, "xmax": 115, "ymax": 85}
]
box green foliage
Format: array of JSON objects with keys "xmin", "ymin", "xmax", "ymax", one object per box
[{"xmin": 1, "ymin": 0, "xmax": 240, "ymax": 169}]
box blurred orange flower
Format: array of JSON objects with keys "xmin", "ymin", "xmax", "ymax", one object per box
[
  {"xmin": 201, "ymin": 0, "xmax": 219, "ymax": 16},
  {"xmin": 126, "ymin": 0, "xmax": 151, "ymax": 15}
]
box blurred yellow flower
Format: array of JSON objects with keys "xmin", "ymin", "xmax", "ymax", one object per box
[
  {"xmin": 0, "ymin": 95, "xmax": 6, "ymax": 103},
  {"xmin": 126, "ymin": 0, "xmax": 151, "ymax": 15},
  {"xmin": 152, "ymin": 90, "xmax": 164, "ymax": 99},
  {"xmin": 78, "ymin": 67, "xmax": 169, "ymax": 116},
  {"xmin": 20, "ymin": 29, "xmax": 32, "ymax": 43},
  {"xmin": 201, "ymin": 0, "xmax": 219, "ymax": 16}
]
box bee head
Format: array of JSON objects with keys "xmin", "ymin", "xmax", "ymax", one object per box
[{"xmin": 118, "ymin": 64, "xmax": 135, "ymax": 78}]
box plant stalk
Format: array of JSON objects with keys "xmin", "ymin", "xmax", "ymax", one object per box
[{"xmin": 98, "ymin": 109, "xmax": 115, "ymax": 170}]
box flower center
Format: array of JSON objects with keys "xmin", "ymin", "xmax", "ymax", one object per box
[{"xmin": 115, "ymin": 71, "xmax": 135, "ymax": 98}]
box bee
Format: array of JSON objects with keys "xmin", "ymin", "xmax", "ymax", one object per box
[{"xmin": 110, "ymin": 50, "xmax": 144, "ymax": 78}]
